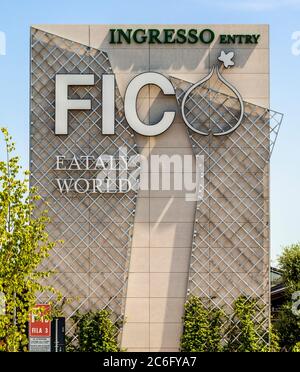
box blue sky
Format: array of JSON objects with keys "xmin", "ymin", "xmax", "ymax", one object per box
[{"xmin": 0, "ymin": 0, "xmax": 299, "ymax": 261}]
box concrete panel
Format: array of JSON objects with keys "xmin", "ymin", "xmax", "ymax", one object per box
[
  {"xmin": 150, "ymin": 323, "xmax": 182, "ymax": 348},
  {"xmin": 129, "ymin": 248, "xmax": 149, "ymax": 273},
  {"xmin": 150, "ymin": 298, "xmax": 186, "ymax": 323},
  {"xmin": 105, "ymin": 49, "xmax": 150, "ymax": 74},
  {"xmin": 208, "ymin": 74, "xmax": 269, "ymax": 99},
  {"xmin": 122, "ymin": 323, "xmax": 150, "ymax": 349},
  {"xmin": 148, "ymin": 147, "xmax": 196, "ymax": 173},
  {"xmin": 33, "ymin": 25, "xmax": 90, "ymax": 46},
  {"xmin": 148, "ymin": 172, "xmax": 200, "ymax": 198},
  {"xmin": 150, "ymin": 273, "xmax": 188, "ymax": 298},
  {"xmin": 150, "ymin": 48, "xmax": 209, "ymax": 74},
  {"xmin": 150, "ymin": 197, "xmax": 196, "ymax": 223},
  {"xmin": 124, "ymin": 298, "xmax": 150, "ymax": 323},
  {"xmin": 134, "ymin": 197, "xmax": 150, "ymax": 223},
  {"xmin": 150, "ymin": 122, "xmax": 191, "ymax": 148},
  {"xmin": 209, "ymin": 48, "xmax": 269, "ymax": 74},
  {"xmin": 150, "ymin": 248, "xmax": 191, "ymax": 273},
  {"xmin": 131, "ymin": 222, "xmax": 150, "ymax": 248},
  {"xmin": 149, "ymin": 222, "xmax": 194, "ymax": 248},
  {"xmin": 126, "ymin": 273, "xmax": 150, "ymax": 298}
]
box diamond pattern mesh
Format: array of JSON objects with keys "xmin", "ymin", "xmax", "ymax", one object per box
[
  {"xmin": 171, "ymin": 76, "xmax": 283, "ymax": 346},
  {"xmin": 182, "ymin": 78, "xmax": 242, "ymax": 135},
  {"xmin": 30, "ymin": 28, "xmax": 138, "ymax": 342}
]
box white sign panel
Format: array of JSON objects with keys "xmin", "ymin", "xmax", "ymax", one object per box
[{"xmin": 29, "ymin": 337, "xmax": 51, "ymax": 352}]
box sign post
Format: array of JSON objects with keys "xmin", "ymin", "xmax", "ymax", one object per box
[
  {"xmin": 29, "ymin": 304, "xmax": 51, "ymax": 352},
  {"xmin": 51, "ymin": 317, "xmax": 65, "ymax": 352}
]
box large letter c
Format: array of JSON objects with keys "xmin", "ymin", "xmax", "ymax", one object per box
[{"xmin": 124, "ymin": 72, "xmax": 176, "ymax": 136}]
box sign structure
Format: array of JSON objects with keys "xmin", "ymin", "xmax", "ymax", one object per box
[
  {"xmin": 29, "ymin": 304, "xmax": 51, "ymax": 352},
  {"xmin": 51, "ymin": 317, "xmax": 65, "ymax": 352},
  {"xmin": 30, "ymin": 25, "xmax": 283, "ymax": 351}
]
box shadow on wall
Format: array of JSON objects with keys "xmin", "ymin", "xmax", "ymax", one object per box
[{"xmin": 94, "ymin": 28, "xmax": 257, "ymax": 74}]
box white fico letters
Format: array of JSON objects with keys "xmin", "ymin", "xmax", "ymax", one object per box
[
  {"xmin": 124, "ymin": 72, "xmax": 175, "ymax": 136},
  {"xmin": 54, "ymin": 72, "xmax": 176, "ymax": 137},
  {"xmin": 55, "ymin": 74, "xmax": 95, "ymax": 135}
]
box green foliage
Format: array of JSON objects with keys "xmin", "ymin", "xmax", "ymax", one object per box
[
  {"xmin": 181, "ymin": 244, "xmax": 300, "ymax": 353},
  {"xmin": 292, "ymin": 342, "xmax": 300, "ymax": 352},
  {"xmin": 180, "ymin": 295, "xmax": 224, "ymax": 352},
  {"xmin": 278, "ymin": 243, "xmax": 300, "ymax": 294},
  {"xmin": 181, "ymin": 295, "xmax": 282, "ymax": 352},
  {"xmin": 274, "ymin": 301, "xmax": 300, "ymax": 351},
  {"xmin": 269, "ymin": 325, "xmax": 281, "ymax": 352},
  {"xmin": 0, "ymin": 128, "xmax": 60, "ymax": 352},
  {"xmin": 225, "ymin": 296, "xmax": 267, "ymax": 352},
  {"xmin": 273, "ymin": 243, "xmax": 300, "ymax": 351},
  {"xmin": 67, "ymin": 310, "xmax": 121, "ymax": 352}
]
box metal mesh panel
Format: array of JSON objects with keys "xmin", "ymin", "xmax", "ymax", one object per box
[
  {"xmin": 172, "ymin": 76, "xmax": 283, "ymax": 347},
  {"xmin": 182, "ymin": 74, "xmax": 242, "ymax": 135},
  {"xmin": 30, "ymin": 28, "xmax": 138, "ymax": 342}
]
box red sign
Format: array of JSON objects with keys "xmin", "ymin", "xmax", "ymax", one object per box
[{"xmin": 29, "ymin": 304, "xmax": 51, "ymax": 338}]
